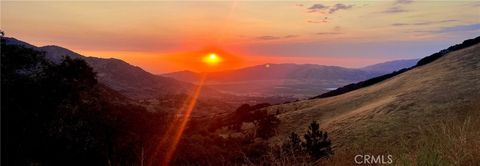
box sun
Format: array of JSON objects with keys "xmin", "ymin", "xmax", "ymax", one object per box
[{"xmin": 202, "ymin": 53, "xmax": 222, "ymax": 65}]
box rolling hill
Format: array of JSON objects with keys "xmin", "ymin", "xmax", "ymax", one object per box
[
  {"xmin": 266, "ymin": 37, "xmax": 480, "ymax": 157},
  {"xmin": 2, "ymin": 37, "xmax": 215, "ymax": 100}
]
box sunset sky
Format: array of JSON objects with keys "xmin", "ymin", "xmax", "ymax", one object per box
[{"xmin": 2, "ymin": 0, "xmax": 479, "ymax": 73}]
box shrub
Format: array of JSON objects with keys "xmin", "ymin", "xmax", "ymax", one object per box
[
  {"xmin": 282, "ymin": 121, "xmax": 333, "ymax": 161},
  {"xmin": 303, "ymin": 121, "xmax": 333, "ymax": 159}
]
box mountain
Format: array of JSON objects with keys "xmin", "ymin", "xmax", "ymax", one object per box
[
  {"xmin": 360, "ymin": 59, "xmax": 418, "ymax": 73},
  {"xmin": 2, "ymin": 40, "xmax": 177, "ymax": 165},
  {"xmin": 2, "ymin": 37, "xmax": 203, "ymax": 100},
  {"xmin": 163, "ymin": 70, "xmax": 201, "ymax": 83},
  {"xmin": 266, "ymin": 37, "xmax": 480, "ymax": 156},
  {"xmin": 2, "ymin": 37, "xmax": 37, "ymax": 48},
  {"xmin": 163, "ymin": 64, "xmax": 385, "ymax": 98},
  {"xmin": 165, "ymin": 64, "xmax": 382, "ymax": 82}
]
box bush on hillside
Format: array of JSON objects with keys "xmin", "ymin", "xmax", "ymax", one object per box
[{"xmin": 282, "ymin": 121, "xmax": 333, "ymax": 161}]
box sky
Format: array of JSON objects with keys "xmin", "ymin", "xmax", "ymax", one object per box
[{"xmin": 2, "ymin": 0, "xmax": 479, "ymax": 73}]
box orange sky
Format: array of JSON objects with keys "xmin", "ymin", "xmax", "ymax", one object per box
[
  {"xmin": 2, "ymin": 1, "xmax": 479, "ymax": 73},
  {"xmin": 78, "ymin": 49, "xmax": 386, "ymax": 73}
]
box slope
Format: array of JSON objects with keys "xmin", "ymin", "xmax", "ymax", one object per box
[
  {"xmin": 268, "ymin": 40, "xmax": 480, "ymax": 153},
  {"xmin": 2, "ymin": 37, "xmax": 215, "ymax": 100}
]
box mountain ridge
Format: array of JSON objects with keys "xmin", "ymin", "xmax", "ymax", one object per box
[
  {"xmin": 163, "ymin": 62, "xmax": 415, "ymax": 98},
  {"xmin": 2, "ymin": 37, "xmax": 204, "ymax": 100},
  {"xmin": 360, "ymin": 59, "xmax": 418, "ymax": 73}
]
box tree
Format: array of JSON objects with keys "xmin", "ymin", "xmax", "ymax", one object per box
[
  {"xmin": 256, "ymin": 114, "xmax": 280, "ymax": 139},
  {"xmin": 1, "ymin": 41, "xmax": 169, "ymax": 165},
  {"xmin": 280, "ymin": 121, "xmax": 333, "ymax": 161},
  {"xmin": 303, "ymin": 121, "xmax": 332, "ymax": 159},
  {"xmin": 282, "ymin": 132, "xmax": 302, "ymax": 154}
]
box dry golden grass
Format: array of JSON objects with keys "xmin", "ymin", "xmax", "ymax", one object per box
[{"xmin": 265, "ymin": 43, "xmax": 480, "ymax": 164}]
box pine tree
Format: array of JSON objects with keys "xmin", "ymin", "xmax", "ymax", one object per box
[
  {"xmin": 287, "ymin": 132, "xmax": 302, "ymax": 152},
  {"xmin": 302, "ymin": 121, "xmax": 332, "ymax": 159}
]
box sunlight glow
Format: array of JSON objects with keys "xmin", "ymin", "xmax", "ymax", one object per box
[{"xmin": 203, "ymin": 53, "xmax": 222, "ymax": 65}]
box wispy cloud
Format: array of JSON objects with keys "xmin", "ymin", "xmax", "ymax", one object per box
[
  {"xmin": 329, "ymin": 4, "xmax": 353, "ymax": 14},
  {"xmin": 437, "ymin": 23, "xmax": 480, "ymax": 33},
  {"xmin": 409, "ymin": 23, "xmax": 480, "ymax": 35},
  {"xmin": 392, "ymin": 20, "xmax": 458, "ymax": 26},
  {"xmin": 307, "ymin": 20, "xmax": 328, "ymax": 24},
  {"xmin": 307, "ymin": 3, "xmax": 353, "ymax": 14},
  {"xmin": 472, "ymin": 1, "xmax": 480, "ymax": 7},
  {"xmin": 308, "ymin": 4, "xmax": 328, "ymax": 10},
  {"xmin": 392, "ymin": 23, "xmax": 408, "ymax": 26},
  {"xmin": 382, "ymin": 0, "xmax": 414, "ymax": 14},
  {"xmin": 382, "ymin": 6, "xmax": 408, "ymax": 13},
  {"xmin": 256, "ymin": 35, "xmax": 298, "ymax": 40},
  {"xmin": 316, "ymin": 32, "xmax": 343, "ymax": 35},
  {"xmin": 307, "ymin": 17, "xmax": 329, "ymax": 24},
  {"xmin": 395, "ymin": 0, "xmax": 414, "ymax": 5}
]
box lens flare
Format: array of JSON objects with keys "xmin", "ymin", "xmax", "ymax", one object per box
[{"xmin": 147, "ymin": 74, "xmax": 208, "ymax": 166}]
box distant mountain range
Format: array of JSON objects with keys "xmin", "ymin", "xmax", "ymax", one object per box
[
  {"xmin": 165, "ymin": 60, "xmax": 419, "ymax": 84},
  {"xmin": 165, "ymin": 64, "xmax": 376, "ymax": 82},
  {"xmin": 360, "ymin": 59, "xmax": 418, "ymax": 73},
  {"xmin": 163, "ymin": 61, "xmax": 417, "ymax": 98}
]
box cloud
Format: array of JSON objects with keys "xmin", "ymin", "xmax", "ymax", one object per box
[
  {"xmin": 256, "ymin": 35, "xmax": 298, "ymax": 40},
  {"xmin": 392, "ymin": 23, "xmax": 408, "ymax": 26},
  {"xmin": 392, "ymin": 20, "xmax": 458, "ymax": 26},
  {"xmin": 382, "ymin": 0, "xmax": 414, "ymax": 14},
  {"xmin": 307, "ymin": 20, "xmax": 328, "ymax": 24},
  {"xmin": 437, "ymin": 23, "xmax": 480, "ymax": 33},
  {"xmin": 308, "ymin": 4, "xmax": 328, "ymax": 10},
  {"xmin": 307, "ymin": 17, "xmax": 328, "ymax": 24},
  {"xmin": 256, "ymin": 36, "xmax": 280, "ymax": 40},
  {"xmin": 382, "ymin": 6, "xmax": 407, "ymax": 13},
  {"xmin": 395, "ymin": 0, "xmax": 414, "ymax": 5},
  {"xmin": 316, "ymin": 32, "xmax": 343, "ymax": 35},
  {"xmin": 334, "ymin": 26, "xmax": 341, "ymax": 31},
  {"xmin": 307, "ymin": 3, "xmax": 353, "ymax": 13},
  {"xmin": 329, "ymin": 4, "xmax": 353, "ymax": 14},
  {"xmin": 472, "ymin": 1, "xmax": 480, "ymax": 7},
  {"xmin": 408, "ymin": 23, "xmax": 480, "ymax": 35},
  {"xmin": 284, "ymin": 35, "xmax": 298, "ymax": 38}
]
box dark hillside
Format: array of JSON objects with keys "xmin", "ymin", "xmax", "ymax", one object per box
[{"xmin": 1, "ymin": 40, "xmax": 171, "ymax": 165}]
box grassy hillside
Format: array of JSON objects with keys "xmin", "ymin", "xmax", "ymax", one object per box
[{"xmin": 267, "ymin": 42, "xmax": 480, "ymax": 164}]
